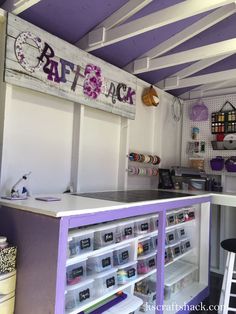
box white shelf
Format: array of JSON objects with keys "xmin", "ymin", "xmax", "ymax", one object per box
[
  {"xmin": 165, "ymin": 260, "xmax": 198, "ymax": 286},
  {"xmin": 66, "ymin": 269, "xmax": 157, "ymax": 314},
  {"xmin": 164, "ymin": 282, "xmax": 207, "ymax": 314},
  {"xmin": 165, "ymin": 219, "xmax": 195, "ymax": 232},
  {"xmin": 165, "ymin": 249, "xmax": 194, "ymax": 268}
]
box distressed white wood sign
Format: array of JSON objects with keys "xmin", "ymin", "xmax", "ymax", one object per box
[{"xmin": 5, "ymin": 14, "xmax": 137, "ymax": 119}]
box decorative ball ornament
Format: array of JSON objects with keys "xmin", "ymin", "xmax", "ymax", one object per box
[{"xmin": 142, "ymin": 85, "xmax": 159, "ymax": 107}]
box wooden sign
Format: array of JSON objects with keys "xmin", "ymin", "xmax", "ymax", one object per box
[{"xmin": 5, "ymin": 14, "xmax": 137, "ymax": 119}]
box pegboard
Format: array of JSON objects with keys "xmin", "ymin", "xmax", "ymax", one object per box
[{"xmin": 182, "ymin": 93, "xmax": 236, "ymax": 175}]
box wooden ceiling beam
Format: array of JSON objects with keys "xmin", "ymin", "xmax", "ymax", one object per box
[{"xmin": 1, "ymin": 0, "xmax": 41, "ymax": 14}]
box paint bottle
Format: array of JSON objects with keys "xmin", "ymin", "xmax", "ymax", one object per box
[{"xmin": 0, "ymin": 236, "xmax": 8, "ymax": 250}]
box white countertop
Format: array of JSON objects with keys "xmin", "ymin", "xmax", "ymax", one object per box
[{"xmin": 0, "ymin": 192, "xmax": 212, "ymax": 218}]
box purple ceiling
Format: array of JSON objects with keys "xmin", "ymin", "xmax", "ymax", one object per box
[{"xmin": 13, "ymin": 0, "xmax": 236, "ymax": 97}]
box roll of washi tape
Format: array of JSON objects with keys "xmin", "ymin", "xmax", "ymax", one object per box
[
  {"xmin": 149, "ymin": 155, "xmax": 154, "ymax": 164},
  {"xmin": 140, "ymin": 154, "xmax": 145, "ymax": 162},
  {"xmin": 134, "ymin": 153, "xmax": 139, "ymax": 161},
  {"xmin": 144, "ymin": 155, "xmax": 150, "ymax": 163},
  {"xmin": 147, "ymin": 167, "xmax": 153, "ymax": 176},
  {"xmin": 129, "ymin": 153, "xmax": 135, "ymax": 161}
]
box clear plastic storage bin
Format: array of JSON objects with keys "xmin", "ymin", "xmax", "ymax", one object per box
[
  {"xmin": 94, "ymin": 268, "xmax": 117, "ymax": 296},
  {"xmin": 117, "ymin": 261, "xmax": 137, "ymax": 285},
  {"xmin": 165, "ymin": 247, "xmax": 173, "ymax": 264},
  {"xmin": 65, "ymin": 279, "xmax": 94, "ymax": 311},
  {"xmin": 166, "ymin": 230, "xmax": 178, "ymax": 245},
  {"xmin": 68, "ymin": 229, "xmax": 94, "ymax": 258},
  {"xmin": 94, "ymin": 224, "xmax": 116, "ymax": 249},
  {"xmin": 115, "ymin": 220, "xmax": 134, "ymax": 243},
  {"xmin": 137, "ymin": 252, "xmax": 156, "ymax": 274},
  {"xmin": 138, "ymin": 238, "xmax": 151, "ymax": 257},
  {"xmin": 150, "ymin": 214, "xmax": 159, "ymax": 231},
  {"xmin": 184, "ymin": 207, "xmax": 195, "ymax": 221},
  {"xmin": 66, "ymin": 259, "xmax": 87, "ymax": 286},
  {"xmin": 181, "ymin": 238, "xmax": 191, "ymax": 253},
  {"xmin": 169, "ymin": 242, "xmax": 181, "ymax": 259},
  {"xmin": 87, "ymin": 250, "xmax": 113, "ymax": 273},
  {"xmin": 166, "ymin": 211, "xmax": 175, "ymax": 227},
  {"xmin": 135, "ymin": 278, "xmax": 156, "ymax": 312},
  {"xmin": 176, "ymin": 227, "xmax": 187, "ymax": 240},
  {"xmin": 150, "ymin": 235, "xmax": 158, "ymax": 251},
  {"xmin": 134, "ymin": 217, "xmax": 150, "ymax": 236},
  {"xmin": 175, "ymin": 209, "xmax": 185, "ymax": 224},
  {"xmin": 113, "ymin": 245, "xmax": 131, "ymax": 266}
]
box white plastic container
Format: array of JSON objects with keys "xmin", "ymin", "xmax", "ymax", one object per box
[
  {"xmin": 169, "ymin": 242, "xmax": 181, "ymax": 259},
  {"xmin": 175, "ymin": 209, "xmax": 185, "ymax": 224},
  {"xmin": 94, "ymin": 268, "xmax": 117, "ymax": 296},
  {"xmin": 138, "ymin": 237, "xmax": 151, "ymax": 257},
  {"xmin": 176, "ymin": 227, "xmax": 187, "ymax": 240},
  {"xmin": 94, "ymin": 224, "xmax": 116, "ymax": 249},
  {"xmin": 166, "ymin": 211, "xmax": 175, "ymax": 227},
  {"xmin": 68, "ymin": 229, "xmax": 94, "ymax": 258},
  {"xmin": 113, "ymin": 245, "xmax": 131, "ymax": 266},
  {"xmin": 115, "ymin": 220, "xmax": 134, "ymax": 243},
  {"xmin": 65, "ymin": 279, "xmax": 94, "ymax": 310},
  {"xmin": 134, "ymin": 217, "xmax": 150, "ymax": 236},
  {"xmin": 150, "ymin": 214, "xmax": 159, "ymax": 231},
  {"xmin": 165, "ymin": 247, "xmax": 172, "ymax": 264},
  {"xmin": 87, "ymin": 250, "xmax": 113, "ymax": 273},
  {"xmin": 184, "ymin": 207, "xmax": 196, "ymax": 222},
  {"xmin": 166, "ymin": 230, "xmax": 179, "ymax": 245},
  {"xmin": 66, "ymin": 259, "xmax": 87, "ymax": 286},
  {"xmin": 137, "ymin": 252, "xmax": 156, "ymax": 274},
  {"xmin": 117, "ymin": 261, "xmax": 137, "ymax": 285},
  {"xmin": 150, "ymin": 235, "xmax": 158, "ymax": 251},
  {"xmin": 181, "ymin": 238, "xmax": 191, "ymax": 254}
]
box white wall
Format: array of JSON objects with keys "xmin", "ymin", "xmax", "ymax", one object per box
[{"xmin": 0, "ymin": 85, "xmax": 74, "ymax": 194}]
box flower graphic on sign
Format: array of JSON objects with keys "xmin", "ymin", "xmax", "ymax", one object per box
[
  {"xmin": 83, "ymin": 64, "xmax": 103, "ymax": 99},
  {"xmin": 15, "ymin": 32, "xmax": 44, "ymax": 73}
]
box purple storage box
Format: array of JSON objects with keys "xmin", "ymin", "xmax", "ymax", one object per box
[
  {"xmin": 210, "ymin": 157, "xmax": 224, "ymax": 171},
  {"xmin": 225, "ymin": 157, "xmax": 236, "ymax": 172}
]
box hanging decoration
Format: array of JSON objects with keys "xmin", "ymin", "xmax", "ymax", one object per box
[{"xmin": 142, "ymin": 86, "xmax": 159, "ymax": 107}]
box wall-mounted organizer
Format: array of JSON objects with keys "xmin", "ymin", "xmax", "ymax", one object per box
[
  {"xmin": 127, "ymin": 152, "xmax": 160, "ymax": 177},
  {"xmin": 65, "ymin": 206, "xmax": 199, "ymax": 314},
  {"xmin": 211, "ymin": 101, "xmax": 236, "ymax": 134}
]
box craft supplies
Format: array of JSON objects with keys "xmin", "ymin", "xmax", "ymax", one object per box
[
  {"xmin": 137, "ymin": 238, "xmax": 151, "ymax": 257},
  {"xmin": 87, "ymin": 251, "xmax": 113, "ymax": 273},
  {"xmin": 134, "ymin": 217, "xmax": 150, "ymax": 235},
  {"xmin": 210, "ymin": 156, "xmax": 224, "ymax": 171},
  {"xmin": 66, "ymin": 259, "xmax": 87, "ymax": 286},
  {"xmin": 68, "ymin": 230, "xmax": 94, "ymax": 258},
  {"xmin": 192, "ymin": 127, "xmax": 199, "ymax": 140},
  {"xmin": 94, "ymin": 269, "xmax": 117, "ymax": 296},
  {"xmin": 113, "ymin": 245, "xmax": 131, "ymax": 266},
  {"xmin": 211, "ymin": 101, "xmax": 236, "ymax": 134},
  {"xmin": 65, "ymin": 279, "xmax": 94, "ymax": 310},
  {"xmin": 94, "ymin": 224, "xmax": 116, "ymax": 249},
  {"xmin": 115, "ymin": 220, "xmax": 134, "ymax": 243},
  {"xmin": 137, "ymin": 252, "xmax": 156, "ymax": 274},
  {"xmin": 117, "ymin": 262, "xmax": 137, "ymax": 285}
]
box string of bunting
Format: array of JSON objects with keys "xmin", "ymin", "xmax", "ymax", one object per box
[
  {"xmin": 129, "ymin": 152, "xmax": 161, "ymax": 165},
  {"xmin": 128, "ymin": 166, "xmax": 159, "ymax": 176}
]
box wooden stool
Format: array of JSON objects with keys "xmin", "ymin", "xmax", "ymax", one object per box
[{"xmin": 219, "ymin": 239, "xmax": 236, "ymax": 313}]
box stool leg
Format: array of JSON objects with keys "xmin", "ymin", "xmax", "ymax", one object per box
[
  {"xmin": 222, "ymin": 252, "xmax": 235, "ymax": 314},
  {"xmin": 219, "ymin": 252, "xmax": 230, "ymax": 312}
]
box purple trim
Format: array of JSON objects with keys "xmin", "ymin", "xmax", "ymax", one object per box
[
  {"xmin": 176, "ymin": 287, "xmax": 209, "ymax": 314},
  {"xmin": 68, "ymin": 196, "xmax": 211, "ymax": 228},
  {"xmin": 156, "ymin": 210, "xmax": 166, "ymax": 314},
  {"xmin": 54, "ymin": 217, "xmax": 70, "ymax": 314}
]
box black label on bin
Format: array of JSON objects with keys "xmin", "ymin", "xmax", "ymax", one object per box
[
  {"xmin": 143, "ymin": 243, "xmax": 149, "ymax": 252},
  {"xmin": 127, "ymin": 268, "xmax": 136, "ymax": 278},
  {"xmin": 79, "ymin": 288, "xmax": 90, "ymax": 302},
  {"xmin": 168, "ymin": 234, "xmax": 174, "ymax": 241},
  {"xmin": 106, "ymin": 276, "xmax": 115, "ymax": 288},
  {"xmin": 186, "ymin": 241, "xmax": 191, "ymax": 248},
  {"xmin": 102, "ymin": 257, "xmax": 111, "ymax": 268},
  {"xmin": 121, "ymin": 250, "xmax": 129, "ymax": 260},
  {"xmin": 104, "ymin": 232, "xmax": 113, "ymax": 243},
  {"xmin": 168, "ymin": 216, "xmax": 174, "ymax": 224},
  {"xmin": 124, "ymin": 227, "xmax": 133, "ymax": 236},
  {"xmin": 80, "ymin": 238, "xmax": 91, "ymax": 250},
  {"xmin": 180, "ymin": 229, "xmax": 185, "ymax": 236},
  {"xmin": 141, "ymin": 223, "xmax": 149, "ymax": 231},
  {"xmin": 72, "ymin": 266, "xmax": 83, "ymax": 279},
  {"xmin": 149, "ymin": 259, "xmax": 155, "ymax": 267},
  {"xmin": 174, "ymin": 247, "xmax": 180, "ymax": 255}
]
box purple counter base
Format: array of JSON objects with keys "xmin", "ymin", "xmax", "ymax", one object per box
[
  {"xmin": 0, "ymin": 195, "xmax": 211, "ymax": 314},
  {"xmin": 177, "ymin": 287, "xmax": 209, "ymax": 314}
]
